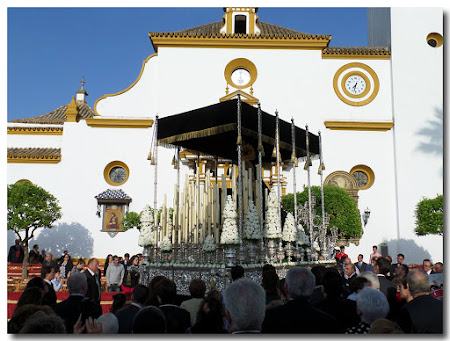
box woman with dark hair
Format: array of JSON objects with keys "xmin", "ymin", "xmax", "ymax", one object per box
[
  {"xmin": 188, "ymin": 290, "xmax": 228, "ymax": 334},
  {"xmin": 103, "ymin": 254, "xmax": 113, "ymax": 277},
  {"xmin": 110, "ymin": 293, "xmax": 127, "ymax": 314},
  {"xmin": 121, "ymin": 255, "xmax": 140, "ymax": 293},
  {"xmin": 58, "ymin": 253, "xmax": 73, "ymax": 279}
]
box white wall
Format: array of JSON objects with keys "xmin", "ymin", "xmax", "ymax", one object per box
[{"xmin": 8, "ymin": 8, "xmax": 443, "ymax": 261}]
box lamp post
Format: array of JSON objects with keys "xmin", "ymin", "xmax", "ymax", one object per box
[{"xmin": 363, "ymin": 207, "xmax": 371, "ymax": 226}]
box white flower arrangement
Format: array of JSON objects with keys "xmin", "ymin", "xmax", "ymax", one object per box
[
  {"xmin": 220, "ymin": 195, "xmax": 240, "ymax": 245},
  {"xmin": 202, "ymin": 234, "xmax": 217, "ymax": 252},
  {"xmin": 138, "ymin": 224, "xmax": 155, "ymax": 247},
  {"xmin": 140, "ymin": 205, "xmax": 154, "ymax": 227},
  {"xmin": 282, "ymin": 212, "xmax": 297, "ymax": 242},
  {"xmin": 243, "ymin": 200, "xmax": 262, "ymax": 240},
  {"xmin": 138, "ymin": 205, "xmax": 156, "ymax": 247},
  {"xmin": 264, "ymin": 190, "xmax": 282, "ymax": 239},
  {"xmin": 297, "ymin": 227, "xmax": 310, "ymax": 246},
  {"xmin": 312, "ymin": 241, "xmax": 320, "ymax": 252},
  {"xmin": 160, "ymin": 236, "xmax": 173, "ymax": 252}
]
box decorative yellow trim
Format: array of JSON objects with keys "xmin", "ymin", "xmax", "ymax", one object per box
[
  {"xmin": 65, "ymin": 96, "xmax": 81, "ymax": 122},
  {"xmin": 350, "ymin": 164, "xmax": 375, "ymax": 190},
  {"xmin": 15, "ymin": 179, "xmax": 33, "ymax": 184},
  {"xmin": 85, "ymin": 118, "xmax": 154, "ymax": 128},
  {"xmin": 7, "ymin": 126, "xmax": 63, "ymax": 135},
  {"xmin": 219, "ymin": 90, "xmax": 259, "ymax": 105},
  {"xmin": 224, "ymin": 58, "xmax": 258, "ymax": 90},
  {"xmin": 426, "ymin": 32, "xmax": 443, "ymax": 48},
  {"xmin": 104, "ymin": 161, "xmax": 130, "ymax": 186},
  {"xmin": 8, "ymin": 157, "xmax": 61, "ymax": 164},
  {"xmin": 333, "ymin": 63, "xmax": 379, "ymax": 106},
  {"xmin": 324, "ymin": 121, "xmax": 394, "ymax": 131},
  {"xmin": 149, "ymin": 34, "xmax": 330, "ymax": 51},
  {"xmin": 94, "ymin": 54, "xmax": 158, "ymax": 115},
  {"xmin": 341, "ymin": 71, "xmax": 371, "ymax": 99}
]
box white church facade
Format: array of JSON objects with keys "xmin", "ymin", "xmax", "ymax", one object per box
[{"xmin": 7, "ymin": 8, "xmax": 443, "ymax": 264}]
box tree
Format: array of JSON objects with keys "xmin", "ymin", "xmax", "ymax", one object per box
[
  {"xmin": 415, "ymin": 194, "xmax": 443, "ymax": 236},
  {"xmin": 281, "ymin": 185, "xmax": 362, "ymax": 239},
  {"xmin": 7, "ymin": 182, "xmax": 62, "ymax": 279}
]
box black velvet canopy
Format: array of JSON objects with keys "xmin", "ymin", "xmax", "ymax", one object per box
[{"xmin": 157, "ymin": 99, "xmax": 319, "ymax": 164}]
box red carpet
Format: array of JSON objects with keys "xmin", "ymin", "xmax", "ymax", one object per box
[{"xmin": 7, "ymin": 291, "xmax": 132, "ymax": 319}]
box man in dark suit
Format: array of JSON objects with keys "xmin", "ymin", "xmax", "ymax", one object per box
[
  {"xmin": 223, "ymin": 278, "xmax": 265, "ymax": 334},
  {"xmin": 42, "ymin": 253, "xmax": 58, "ymax": 271},
  {"xmin": 84, "ymin": 258, "xmax": 101, "ymax": 304},
  {"xmin": 262, "ymin": 267, "xmax": 339, "ymax": 333},
  {"xmin": 395, "ymin": 269, "xmax": 443, "ymax": 333},
  {"xmin": 354, "ymin": 254, "xmax": 369, "ymax": 272},
  {"xmin": 390, "ymin": 253, "xmax": 405, "ymax": 278},
  {"xmin": 115, "ymin": 284, "xmax": 148, "ymax": 333},
  {"xmin": 154, "ymin": 278, "xmax": 191, "ymax": 333},
  {"xmin": 52, "ymin": 272, "xmax": 102, "ymax": 333},
  {"xmin": 374, "ymin": 257, "xmax": 397, "ymax": 296},
  {"xmin": 8, "ymin": 239, "xmax": 24, "ymax": 263},
  {"xmin": 41, "ymin": 265, "xmax": 57, "ymax": 306}
]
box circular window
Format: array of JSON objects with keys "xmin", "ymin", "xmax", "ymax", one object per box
[
  {"xmin": 350, "ymin": 165, "xmax": 375, "ymax": 190},
  {"xmin": 426, "ymin": 33, "xmax": 443, "ymax": 48},
  {"xmin": 104, "ymin": 161, "xmax": 129, "ymax": 186}
]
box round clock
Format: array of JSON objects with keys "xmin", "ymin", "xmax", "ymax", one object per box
[
  {"xmin": 104, "ymin": 161, "xmax": 129, "ymax": 186},
  {"xmin": 333, "ymin": 63, "xmax": 379, "ymax": 106},
  {"xmin": 224, "ymin": 58, "xmax": 257, "ymax": 90},
  {"xmin": 231, "ymin": 68, "xmax": 251, "ymax": 87}
]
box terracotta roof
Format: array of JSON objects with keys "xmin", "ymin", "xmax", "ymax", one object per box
[
  {"xmin": 151, "ymin": 20, "xmax": 330, "ymax": 40},
  {"xmin": 7, "ymin": 148, "xmax": 61, "ymax": 160},
  {"xmin": 11, "ymin": 102, "xmax": 96, "ymax": 124},
  {"xmin": 322, "ymin": 46, "xmax": 390, "ymax": 57}
]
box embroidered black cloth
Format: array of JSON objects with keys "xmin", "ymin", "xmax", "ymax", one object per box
[{"xmin": 157, "ymin": 99, "xmax": 319, "ymax": 163}]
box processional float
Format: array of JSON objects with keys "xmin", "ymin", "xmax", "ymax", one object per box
[{"xmin": 140, "ymin": 95, "xmax": 339, "ymax": 293}]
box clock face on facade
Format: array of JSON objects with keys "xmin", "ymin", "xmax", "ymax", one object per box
[
  {"xmin": 231, "ymin": 68, "xmax": 251, "ymax": 87},
  {"xmin": 333, "ymin": 63, "xmax": 379, "ymax": 106},
  {"xmin": 344, "ymin": 74, "xmax": 367, "ymax": 96},
  {"xmin": 109, "ymin": 166, "xmax": 127, "ymax": 184},
  {"xmin": 224, "ymin": 58, "xmax": 257, "ymax": 90}
]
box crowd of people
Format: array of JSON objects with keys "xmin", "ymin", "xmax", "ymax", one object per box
[{"xmin": 7, "ymin": 242, "xmax": 444, "ymax": 334}]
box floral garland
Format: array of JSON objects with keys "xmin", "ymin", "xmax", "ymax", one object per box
[
  {"xmin": 243, "ymin": 199, "xmax": 262, "ymax": 240},
  {"xmin": 220, "ymin": 195, "xmax": 240, "ymax": 245},
  {"xmin": 138, "ymin": 205, "xmax": 155, "ymax": 247},
  {"xmin": 282, "ymin": 212, "xmax": 297, "ymax": 242},
  {"xmin": 160, "ymin": 236, "xmax": 173, "ymax": 252}
]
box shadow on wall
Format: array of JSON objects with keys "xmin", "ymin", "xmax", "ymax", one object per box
[
  {"xmin": 416, "ymin": 107, "xmax": 443, "ymax": 154},
  {"xmin": 34, "ymin": 222, "xmax": 94, "ymax": 259},
  {"xmin": 385, "ymin": 238, "xmax": 431, "ymax": 265}
]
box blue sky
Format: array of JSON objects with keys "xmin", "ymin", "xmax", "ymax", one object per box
[{"xmin": 7, "ymin": 7, "xmax": 369, "ymax": 121}]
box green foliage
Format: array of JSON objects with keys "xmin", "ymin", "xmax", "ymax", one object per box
[
  {"xmin": 8, "ymin": 181, "xmax": 62, "ymax": 278},
  {"xmin": 281, "ymin": 185, "xmax": 363, "ymax": 239},
  {"xmin": 415, "ymin": 194, "xmax": 443, "ymax": 236},
  {"xmin": 8, "ymin": 182, "xmax": 62, "ymax": 237},
  {"xmin": 121, "ymin": 211, "xmax": 141, "ymax": 231}
]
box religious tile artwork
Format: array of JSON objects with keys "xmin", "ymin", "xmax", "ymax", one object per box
[{"xmin": 102, "ymin": 204, "xmax": 125, "ymax": 232}]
